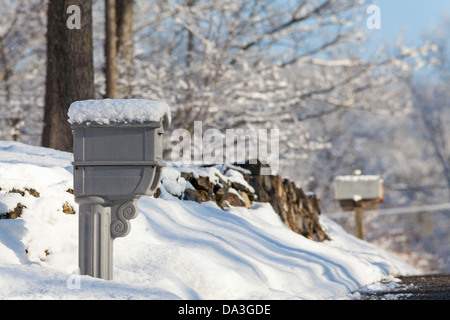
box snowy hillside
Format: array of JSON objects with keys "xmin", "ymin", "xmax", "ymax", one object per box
[{"xmin": 0, "ymin": 141, "xmax": 418, "ymax": 300}]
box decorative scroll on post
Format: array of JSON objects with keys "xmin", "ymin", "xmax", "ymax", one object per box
[{"xmin": 69, "ymin": 99, "xmax": 171, "ymax": 280}]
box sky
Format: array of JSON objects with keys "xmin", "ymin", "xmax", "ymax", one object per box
[{"xmin": 366, "ymin": 0, "xmax": 450, "ymax": 51}]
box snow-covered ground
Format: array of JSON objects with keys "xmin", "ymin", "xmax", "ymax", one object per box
[{"xmin": 0, "ymin": 141, "xmax": 419, "ymax": 300}]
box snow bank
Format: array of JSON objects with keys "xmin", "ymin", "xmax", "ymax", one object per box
[
  {"xmin": 0, "ymin": 141, "xmax": 418, "ymax": 300},
  {"xmin": 68, "ymin": 99, "xmax": 171, "ymax": 125}
]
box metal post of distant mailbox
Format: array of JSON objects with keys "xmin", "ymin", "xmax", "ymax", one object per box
[
  {"xmin": 333, "ymin": 170, "xmax": 383, "ymax": 240},
  {"xmin": 69, "ymin": 99, "xmax": 170, "ymax": 280}
]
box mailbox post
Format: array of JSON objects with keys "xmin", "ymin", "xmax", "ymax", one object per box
[
  {"xmin": 334, "ymin": 170, "xmax": 383, "ymax": 240},
  {"xmin": 69, "ymin": 99, "xmax": 170, "ymax": 280}
]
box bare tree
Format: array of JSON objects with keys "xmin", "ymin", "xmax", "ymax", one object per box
[
  {"xmin": 105, "ymin": 0, "xmax": 117, "ymax": 98},
  {"xmin": 116, "ymin": 0, "xmax": 135, "ymax": 97},
  {"xmin": 184, "ymin": 0, "xmax": 195, "ymax": 69},
  {"xmin": 42, "ymin": 0, "xmax": 95, "ymax": 151}
]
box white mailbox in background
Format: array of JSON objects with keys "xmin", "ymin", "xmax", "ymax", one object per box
[
  {"xmin": 333, "ymin": 171, "xmax": 383, "ymax": 240},
  {"xmin": 334, "ymin": 171, "xmax": 383, "ymax": 209}
]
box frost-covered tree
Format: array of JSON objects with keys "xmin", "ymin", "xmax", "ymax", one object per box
[
  {"xmin": 409, "ymin": 20, "xmax": 450, "ymax": 199},
  {"xmin": 0, "ymin": 0, "xmax": 435, "ymax": 192},
  {"xmin": 128, "ymin": 0, "xmax": 431, "ymax": 164},
  {"xmin": 0, "ymin": 0, "xmax": 46, "ymax": 144}
]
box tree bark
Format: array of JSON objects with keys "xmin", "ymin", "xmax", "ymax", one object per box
[
  {"xmin": 115, "ymin": 0, "xmax": 134, "ymax": 97},
  {"xmin": 0, "ymin": 38, "xmax": 12, "ymax": 102},
  {"xmin": 105, "ymin": 0, "xmax": 117, "ymax": 98},
  {"xmin": 42, "ymin": 0, "xmax": 95, "ymax": 152},
  {"xmin": 184, "ymin": 0, "xmax": 195, "ymax": 68}
]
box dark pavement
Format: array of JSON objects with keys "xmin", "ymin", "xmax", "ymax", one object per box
[{"xmin": 360, "ymin": 274, "xmax": 450, "ymax": 300}]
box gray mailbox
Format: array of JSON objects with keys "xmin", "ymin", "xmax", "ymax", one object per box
[{"xmin": 69, "ymin": 99, "xmax": 171, "ymax": 280}]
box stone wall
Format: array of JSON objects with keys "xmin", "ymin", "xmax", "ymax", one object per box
[
  {"xmin": 158, "ymin": 162, "xmax": 329, "ymax": 242},
  {"xmin": 239, "ymin": 162, "xmax": 329, "ymax": 242},
  {"xmin": 0, "ymin": 162, "xmax": 329, "ymax": 242}
]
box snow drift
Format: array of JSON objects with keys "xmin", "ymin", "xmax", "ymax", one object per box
[{"xmin": 0, "ymin": 141, "xmax": 418, "ymax": 300}]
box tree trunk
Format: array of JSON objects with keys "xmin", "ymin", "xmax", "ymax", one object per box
[
  {"xmin": 116, "ymin": 0, "xmax": 134, "ymax": 97},
  {"xmin": 185, "ymin": 0, "xmax": 195, "ymax": 68},
  {"xmin": 42, "ymin": 0, "xmax": 95, "ymax": 152},
  {"xmin": 0, "ymin": 38, "xmax": 12, "ymax": 102},
  {"xmin": 105, "ymin": 0, "xmax": 117, "ymax": 98}
]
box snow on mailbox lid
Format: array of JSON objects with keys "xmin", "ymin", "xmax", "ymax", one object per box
[
  {"xmin": 68, "ymin": 99, "xmax": 171, "ymax": 130},
  {"xmin": 334, "ymin": 172, "xmax": 383, "ymax": 201}
]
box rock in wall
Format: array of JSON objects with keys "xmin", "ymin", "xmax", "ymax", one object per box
[{"xmin": 234, "ymin": 162, "xmax": 329, "ymax": 242}]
